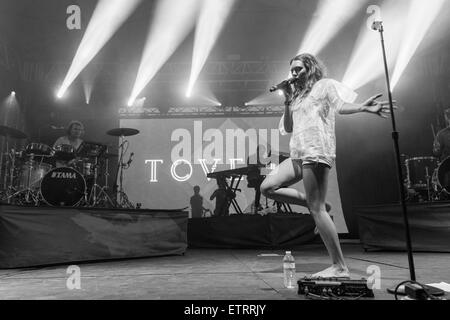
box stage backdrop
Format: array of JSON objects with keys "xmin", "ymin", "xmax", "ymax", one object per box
[{"xmin": 120, "ymin": 117, "xmax": 348, "ymax": 234}]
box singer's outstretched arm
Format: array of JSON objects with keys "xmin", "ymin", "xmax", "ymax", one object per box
[{"xmin": 338, "ymin": 93, "xmax": 396, "ymax": 118}]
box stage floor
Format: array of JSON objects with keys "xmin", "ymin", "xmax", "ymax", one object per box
[{"xmin": 0, "ymin": 243, "xmax": 448, "ymax": 300}]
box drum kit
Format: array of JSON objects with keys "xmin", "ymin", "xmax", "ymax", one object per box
[
  {"xmin": 0, "ymin": 125, "xmax": 140, "ymax": 208},
  {"xmin": 404, "ymin": 155, "xmax": 450, "ymax": 202}
]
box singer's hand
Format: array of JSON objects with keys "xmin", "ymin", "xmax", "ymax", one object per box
[
  {"xmin": 363, "ymin": 93, "xmax": 397, "ymax": 118},
  {"xmin": 281, "ymin": 83, "xmax": 295, "ymax": 104}
]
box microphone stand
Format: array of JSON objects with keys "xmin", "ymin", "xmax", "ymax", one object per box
[
  {"xmin": 373, "ymin": 21, "xmax": 443, "ymax": 297},
  {"xmin": 373, "ymin": 21, "xmax": 415, "ymax": 280}
]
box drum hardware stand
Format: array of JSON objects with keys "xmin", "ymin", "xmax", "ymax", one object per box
[
  {"xmin": 2, "ymin": 138, "xmax": 12, "ymax": 192},
  {"xmin": 1, "ymin": 145, "xmax": 15, "ymax": 203},
  {"xmin": 425, "ymin": 167, "xmax": 440, "ymax": 203},
  {"xmin": 113, "ymin": 136, "xmax": 134, "ymax": 209},
  {"xmin": 0, "ymin": 141, "xmax": 5, "ymax": 192},
  {"xmin": 0, "ymin": 126, "xmax": 29, "ymax": 202},
  {"xmin": 5, "ymin": 147, "xmax": 19, "ymax": 203},
  {"xmin": 104, "ymin": 148, "xmax": 110, "ymax": 190},
  {"xmin": 425, "ymin": 167, "xmax": 432, "ymax": 202},
  {"xmin": 3, "ymin": 154, "xmax": 41, "ymax": 205},
  {"xmin": 88, "ymin": 155, "xmax": 115, "ymax": 208}
]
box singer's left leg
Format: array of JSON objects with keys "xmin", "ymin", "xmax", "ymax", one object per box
[{"xmin": 302, "ymin": 162, "xmax": 349, "ymax": 278}]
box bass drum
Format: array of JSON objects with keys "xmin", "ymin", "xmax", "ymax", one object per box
[
  {"xmin": 437, "ymin": 157, "xmax": 450, "ymax": 192},
  {"xmin": 40, "ymin": 167, "xmax": 86, "ymax": 206}
]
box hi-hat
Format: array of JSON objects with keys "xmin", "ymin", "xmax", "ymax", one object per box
[
  {"xmin": 106, "ymin": 128, "xmax": 140, "ymax": 137},
  {"xmin": 0, "ymin": 125, "xmax": 27, "ymax": 139}
]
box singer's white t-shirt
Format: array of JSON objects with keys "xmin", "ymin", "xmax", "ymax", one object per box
[{"xmin": 279, "ymin": 78, "xmax": 357, "ymax": 167}]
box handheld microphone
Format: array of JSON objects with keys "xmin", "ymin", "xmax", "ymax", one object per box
[{"xmin": 269, "ymin": 77, "xmax": 298, "ymax": 92}]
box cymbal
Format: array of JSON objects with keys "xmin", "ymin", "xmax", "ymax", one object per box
[
  {"xmin": 0, "ymin": 125, "xmax": 27, "ymax": 139},
  {"xmin": 106, "ymin": 128, "xmax": 140, "ymax": 137}
]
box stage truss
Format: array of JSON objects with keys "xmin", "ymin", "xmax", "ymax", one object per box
[{"xmin": 119, "ymin": 105, "xmax": 285, "ymax": 119}]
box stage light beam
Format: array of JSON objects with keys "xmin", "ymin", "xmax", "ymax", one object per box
[
  {"xmin": 57, "ymin": 0, "xmax": 141, "ymax": 98},
  {"xmin": 297, "ymin": 0, "xmax": 368, "ymax": 55},
  {"xmin": 391, "ymin": 0, "xmax": 446, "ymax": 90},
  {"xmin": 3, "ymin": 91, "xmax": 19, "ymax": 108},
  {"xmin": 245, "ymin": 92, "xmax": 284, "ymax": 106},
  {"xmin": 128, "ymin": 0, "xmax": 201, "ymax": 107},
  {"xmin": 184, "ymin": 84, "xmax": 221, "ymax": 107},
  {"xmin": 83, "ymin": 82, "xmax": 92, "ymax": 104},
  {"xmin": 342, "ymin": 1, "xmax": 409, "ymax": 90},
  {"xmin": 186, "ymin": 0, "xmax": 236, "ymax": 99}
]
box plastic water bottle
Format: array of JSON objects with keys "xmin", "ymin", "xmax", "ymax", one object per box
[{"xmin": 283, "ymin": 251, "xmax": 296, "ymax": 289}]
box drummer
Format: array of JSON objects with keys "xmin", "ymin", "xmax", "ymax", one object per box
[
  {"xmin": 433, "ymin": 109, "xmax": 450, "ymax": 162},
  {"xmin": 53, "ymin": 120, "xmax": 85, "ymax": 167}
]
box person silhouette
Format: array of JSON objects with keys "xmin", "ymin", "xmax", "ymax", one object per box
[
  {"xmin": 210, "ymin": 179, "xmax": 235, "ymax": 216},
  {"xmin": 190, "ymin": 185, "xmax": 208, "ymax": 218}
]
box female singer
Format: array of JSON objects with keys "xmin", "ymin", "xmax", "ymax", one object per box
[{"xmin": 261, "ymin": 53, "xmax": 394, "ymax": 278}]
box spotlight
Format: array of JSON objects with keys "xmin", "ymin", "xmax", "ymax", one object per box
[
  {"xmin": 127, "ymin": 98, "xmax": 134, "ymax": 107},
  {"xmin": 56, "ymin": 88, "xmax": 64, "ymax": 99},
  {"xmin": 11, "ymin": 91, "xmax": 15, "ymax": 96},
  {"xmin": 277, "ymin": 90, "xmax": 284, "ymax": 96}
]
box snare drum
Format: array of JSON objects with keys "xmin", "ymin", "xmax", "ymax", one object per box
[
  {"xmin": 40, "ymin": 167, "xmax": 86, "ymax": 206},
  {"xmin": 53, "ymin": 144, "xmax": 76, "ymax": 161},
  {"xmin": 405, "ymin": 156, "xmax": 438, "ymax": 190}
]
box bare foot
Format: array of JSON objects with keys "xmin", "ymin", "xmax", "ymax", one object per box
[{"xmin": 311, "ymin": 265, "xmax": 350, "ymax": 279}]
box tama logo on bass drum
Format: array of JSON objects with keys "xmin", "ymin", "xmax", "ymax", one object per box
[{"xmin": 51, "ymin": 172, "xmax": 77, "ymax": 179}]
